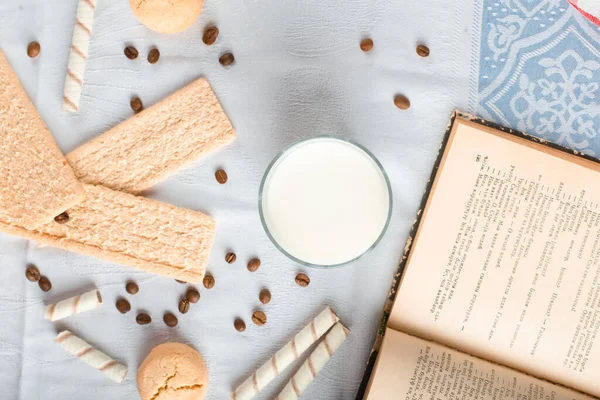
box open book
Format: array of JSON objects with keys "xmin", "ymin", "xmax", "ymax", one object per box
[{"xmin": 359, "ymin": 111, "xmax": 600, "ymax": 399}]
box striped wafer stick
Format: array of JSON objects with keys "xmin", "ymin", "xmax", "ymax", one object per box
[
  {"xmin": 62, "ymin": 0, "xmax": 97, "ymax": 112},
  {"xmin": 275, "ymin": 322, "xmax": 350, "ymax": 400},
  {"xmin": 44, "ymin": 289, "xmax": 102, "ymax": 321},
  {"xmin": 55, "ymin": 330, "xmax": 128, "ymax": 383},
  {"xmin": 232, "ymin": 307, "xmax": 339, "ymax": 400}
]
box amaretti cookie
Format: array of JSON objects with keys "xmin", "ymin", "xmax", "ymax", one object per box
[
  {"xmin": 137, "ymin": 343, "xmax": 208, "ymax": 400},
  {"xmin": 0, "ymin": 51, "xmax": 84, "ymax": 229},
  {"xmin": 129, "ymin": 0, "xmax": 204, "ymax": 34}
]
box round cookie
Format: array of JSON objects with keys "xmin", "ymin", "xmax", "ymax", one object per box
[
  {"xmin": 137, "ymin": 343, "xmax": 208, "ymax": 400},
  {"xmin": 129, "ymin": 0, "xmax": 204, "ymax": 34}
]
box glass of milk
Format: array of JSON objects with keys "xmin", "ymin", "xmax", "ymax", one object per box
[{"xmin": 259, "ymin": 136, "xmax": 392, "ymax": 267}]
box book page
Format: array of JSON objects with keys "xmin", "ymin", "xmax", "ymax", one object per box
[
  {"xmin": 367, "ymin": 329, "xmax": 590, "ymax": 400},
  {"xmin": 390, "ymin": 118, "xmax": 600, "ymax": 397}
]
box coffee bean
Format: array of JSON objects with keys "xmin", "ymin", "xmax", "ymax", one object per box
[
  {"xmin": 54, "ymin": 212, "xmax": 70, "ymax": 224},
  {"xmin": 295, "ymin": 273, "xmax": 310, "ymax": 287},
  {"xmin": 234, "ymin": 318, "xmax": 246, "ymax": 332},
  {"xmin": 186, "ymin": 288, "xmax": 200, "ymax": 304},
  {"xmin": 360, "ymin": 38, "xmax": 374, "ymax": 52},
  {"xmin": 147, "ymin": 48, "xmax": 160, "ymax": 64},
  {"xmin": 203, "ymin": 274, "xmax": 215, "ymax": 289},
  {"xmin": 219, "ymin": 52, "xmax": 235, "ymax": 67},
  {"xmin": 116, "ymin": 298, "xmax": 131, "ymax": 314},
  {"xmin": 416, "ymin": 44, "xmax": 430, "ymax": 58},
  {"xmin": 215, "ymin": 169, "xmax": 228, "ymax": 184},
  {"xmin": 130, "ymin": 97, "xmax": 143, "ymax": 113},
  {"xmin": 175, "ymin": 279, "xmax": 186, "ymax": 284},
  {"xmin": 38, "ymin": 276, "xmax": 52, "ymax": 292},
  {"xmin": 136, "ymin": 313, "xmax": 152, "ymax": 325},
  {"xmin": 25, "ymin": 264, "xmax": 41, "ymax": 282},
  {"xmin": 124, "ymin": 46, "xmax": 139, "ymax": 60},
  {"xmin": 202, "ymin": 26, "xmax": 219, "ymax": 45},
  {"xmin": 393, "ymin": 94, "xmax": 410, "ymax": 110},
  {"xmin": 27, "ymin": 42, "xmax": 41, "ymax": 58},
  {"xmin": 163, "ymin": 312, "xmax": 178, "ymax": 327},
  {"xmin": 225, "ymin": 252, "xmax": 237, "ymax": 264},
  {"xmin": 252, "ymin": 310, "xmax": 267, "ymax": 326},
  {"xmin": 259, "ymin": 289, "xmax": 271, "ymax": 305},
  {"xmin": 178, "ymin": 298, "xmax": 190, "ymax": 314},
  {"xmin": 247, "ymin": 258, "xmax": 260, "ymax": 272},
  {"xmin": 126, "ymin": 281, "xmax": 139, "ymax": 295}
]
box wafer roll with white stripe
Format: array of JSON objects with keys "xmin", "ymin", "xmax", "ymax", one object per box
[
  {"xmin": 44, "ymin": 289, "xmax": 102, "ymax": 321},
  {"xmin": 62, "ymin": 0, "xmax": 97, "ymax": 112},
  {"xmin": 55, "ymin": 330, "xmax": 128, "ymax": 383},
  {"xmin": 232, "ymin": 307, "xmax": 339, "ymax": 400},
  {"xmin": 275, "ymin": 322, "xmax": 350, "ymax": 400}
]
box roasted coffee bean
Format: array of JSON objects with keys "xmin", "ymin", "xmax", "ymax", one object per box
[
  {"xmin": 202, "ymin": 26, "xmax": 219, "ymax": 45},
  {"xmin": 126, "ymin": 281, "xmax": 139, "ymax": 295},
  {"xmin": 234, "ymin": 318, "xmax": 246, "ymax": 332},
  {"xmin": 136, "ymin": 313, "xmax": 152, "ymax": 325},
  {"xmin": 27, "ymin": 42, "xmax": 41, "ymax": 58},
  {"xmin": 247, "ymin": 258, "xmax": 260, "ymax": 272},
  {"xmin": 147, "ymin": 48, "xmax": 160, "ymax": 64},
  {"xmin": 259, "ymin": 289, "xmax": 271, "ymax": 305},
  {"xmin": 116, "ymin": 298, "xmax": 131, "ymax": 314},
  {"xmin": 295, "ymin": 273, "xmax": 310, "ymax": 287},
  {"xmin": 393, "ymin": 95, "xmax": 410, "ymax": 110},
  {"xmin": 163, "ymin": 312, "xmax": 178, "ymax": 327},
  {"xmin": 360, "ymin": 38, "xmax": 374, "ymax": 52},
  {"xmin": 225, "ymin": 252, "xmax": 236, "ymax": 264},
  {"xmin": 215, "ymin": 169, "xmax": 228, "ymax": 184},
  {"xmin": 124, "ymin": 46, "xmax": 139, "ymax": 60},
  {"xmin": 416, "ymin": 44, "xmax": 430, "ymax": 58},
  {"xmin": 252, "ymin": 310, "xmax": 267, "ymax": 326},
  {"xmin": 178, "ymin": 298, "xmax": 190, "ymax": 314},
  {"xmin": 25, "ymin": 264, "xmax": 41, "ymax": 282},
  {"xmin": 38, "ymin": 276, "xmax": 52, "ymax": 292},
  {"xmin": 186, "ymin": 288, "xmax": 200, "ymax": 304},
  {"xmin": 219, "ymin": 52, "xmax": 234, "ymax": 67},
  {"xmin": 54, "ymin": 212, "xmax": 70, "ymax": 224},
  {"xmin": 130, "ymin": 97, "xmax": 143, "ymax": 113},
  {"xmin": 203, "ymin": 274, "xmax": 215, "ymax": 289}
]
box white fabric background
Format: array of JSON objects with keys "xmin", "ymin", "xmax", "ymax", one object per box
[{"xmin": 0, "ymin": 0, "xmax": 475, "ymax": 399}]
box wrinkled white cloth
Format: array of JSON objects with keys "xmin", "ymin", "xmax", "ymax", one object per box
[{"xmin": 0, "ymin": 0, "xmax": 475, "ymax": 399}]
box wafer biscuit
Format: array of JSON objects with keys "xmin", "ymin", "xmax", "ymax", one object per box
[
  {"xmin": 67, "ymin": 78, "xmax": 236, "ymax": 194},
  {"xmin": 0, "ymin": 51, "xmax": 84, "ymax": 229},
  {"xmin": 0, "ymin": 184, "xmax": 214, "ymax": 282},
  {"xmin": 55, "ymin": 330, "xmax": 128, "ymax": 383}
]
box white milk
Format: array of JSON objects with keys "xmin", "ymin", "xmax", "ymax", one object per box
[{"xmin": 260, "ymin": 137, "xmax": 391, "ymax": 266}]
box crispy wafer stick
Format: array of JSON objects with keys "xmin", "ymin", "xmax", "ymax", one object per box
[
  {"xmin": 44, "ymin": 289, "xmax": 102, "ymax": 321},
  {"xmin": 232, "ymin": 307, "xmax": 339, "ymax": 400},
  {"xmin": 275, "ymin": 322, "xmax": 350, "ymax": 400},
  {"xmin": 55, "ymin": 330, "xmax": 128, "ymax": 383},
  {"xmin": 62, "ymin": 0, "xmax": 97, "ymax": 112}
]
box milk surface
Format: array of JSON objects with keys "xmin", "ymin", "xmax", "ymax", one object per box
[{"xmin": 261, "ymin": 138, "xmax": 391, "ymax": 266}]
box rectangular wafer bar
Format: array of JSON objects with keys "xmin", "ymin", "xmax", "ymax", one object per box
[
  {"xmin": 0, "ymin": 184, "xmax": 215, "ymax": 282},
  {"xmin": 0, "ymin": 51, "xmax": 84, "ymax": 229},
  {"xmin": 67, "ymin": 78, "xmax": 236, "ymax": 194}
]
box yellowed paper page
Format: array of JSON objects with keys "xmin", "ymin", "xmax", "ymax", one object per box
[
  {"xmin": 390, "ymin": 118, "xmax": 600, "ymax": 397},
  {"xmin": 367, "ymin": 329, "xmax": 591, "ymax": 400}
]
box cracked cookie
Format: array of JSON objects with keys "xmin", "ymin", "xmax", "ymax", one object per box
[{"xmin": 137, "ymin": 342, "xmax": 208, "ymax": 400}]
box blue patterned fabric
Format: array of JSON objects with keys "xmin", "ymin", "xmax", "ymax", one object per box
[{"xmin": 475, "ymin": 0, "xmax": 600, "ymax": 155}]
